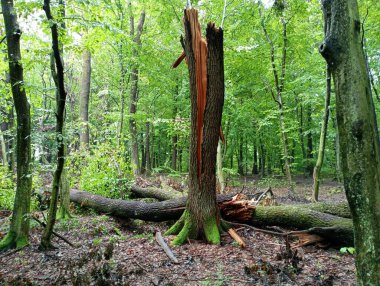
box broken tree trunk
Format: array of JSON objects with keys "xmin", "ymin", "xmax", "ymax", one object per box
[{"xmin": 70, "ymin": 190, "xmax": 353, "ymax": 246}]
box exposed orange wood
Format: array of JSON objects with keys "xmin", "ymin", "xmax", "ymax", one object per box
[
  {"xmin": 184, "ymin": 9, "xmax": 208, "ymax": 179},
  {"xmin": 228, "ymin": 228, "xmax": 246, "ymax": 248},
  {"xmin": 172, "ymin": 50, "xmax": 186, "ymax": 68}
]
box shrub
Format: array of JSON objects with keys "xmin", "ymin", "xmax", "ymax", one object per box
[
  {"xmin": 0, "ymin": 166, "xmax": 15, "ymax": 210},
  {"xmin": 78, "ymin": 144, "xmax": 133, "ymax": 199}
]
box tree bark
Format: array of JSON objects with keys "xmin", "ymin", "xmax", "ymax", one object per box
[
  {"xmin": 79, "ymin": 48, "xmax": 91, "ymax": 149},
  {"xmin": 70, "ymin": 190, "xmax": 354, "ymax": 246},
  {"xmin": 320, "ymin": 0, "xmax": 380, "ymax": 283},
  {"xmin": 0, "ymin": 0, "xmax": 32, "ymax": 252},
  {"xmin": 166, "ymin": 10, "xmax": 225, "ymax": 245},
  {"xmin": 41, "ymin": 0, "xmax": 68, "ymax": 249},
  {"xmin": 0, "ymin": 128, "xmax": 6, "ymax": 166},
  {"xmin": 252, "ymin": 143, "xmax": 258, "ymax": 175},
  {"xmin": 144, "ymin": 122, "xmax": 151, "ymax": 175},
  {"xmin": 129, "ymin": 10, "xmax": 145, "ymax": 175},
  {"xmin": 312, "ymin": 65, "xmax": 331, "ymax": 202}
]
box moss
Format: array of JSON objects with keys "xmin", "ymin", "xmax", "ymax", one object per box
[
  {"xmin": 204, "ymin": 216, "xmax": 220, "ymax": 245},
  {"xmin": 0, "ymin": 232, "xmax": 16, "ymax": 252},
  {"xmin": 166, "ymin": 210, "xmax": 220, "ymax": 246}
]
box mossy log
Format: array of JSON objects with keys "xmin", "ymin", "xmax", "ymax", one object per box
[{"xmin": 70, "ymin": 190, "xmax": 353, "ymax": 245}]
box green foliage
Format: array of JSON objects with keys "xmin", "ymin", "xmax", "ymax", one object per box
[
  {"xmin": 340, "ymin": 247, "xmax": 355, "ymax": 255},
  {"xmin": 76, "ymin": 144, "xmax": 133, "ymax": 199},
  {"xmin": 0, "ymin": 167, "xmax": 15, "ymax": 210}
]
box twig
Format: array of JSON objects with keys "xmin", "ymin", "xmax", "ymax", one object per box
[
  {"xmin": 220, "ymin": 0, "xmax": 228, "ymax": 29},
  {"xmin": 155, "ymin": 231, "xmax": 179, "ymax": 264},
  {"xmin": 32, "ymin": 216, "xmax": 76, "ymax": 248},
  {"xmin": 0, "ymin": 35, "xmax": 6, "ymax": 45}
]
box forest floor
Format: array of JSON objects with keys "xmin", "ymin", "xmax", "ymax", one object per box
[{"xmin": 0, "ymin": 175, "xmax": 356, "ymax": 286}]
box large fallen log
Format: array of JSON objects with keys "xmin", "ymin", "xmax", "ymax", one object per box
[
  {"xmin": 70, "ymin": 190, "xmax": 354, "ymax": 245},
  {"xmin": 130, "ymin": 185, "xmax": 184, "ymax": 201}
]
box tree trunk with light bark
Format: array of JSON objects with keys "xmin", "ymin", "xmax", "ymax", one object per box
[
  {"xmin": 79, "ymin": 49, "xmax": 91, "ymax": 149},
  {"xmin": 320, "ymin": 0, "xmax": 380, "ymax": 283}
]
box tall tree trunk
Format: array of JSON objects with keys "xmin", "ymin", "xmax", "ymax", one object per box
[
  {"xmin": 296, "ymin": 96, "xmax": 306, "ymax": 160},
  {"xmin": 320, "ymin": 0, "xmax": 380, "ymax": 283},
  {"xmin": 252, "ymin": 143, "xmax": 258, "ymax": 175},
  {"xmin": 144, "ymin": 122, "xmax": 151, "ymax": 175},
  {"xmin": 216, "ymin": 140, "xmax": 225, "ymax": 194},
  {"xmin": 238, "ymin": 136, "xmax": 244, "ymax": 175},
  {"xmin": 260, "ymin": 142, "xmax": 265, "ymax": 177},
  {"xmin": 166, "ymin": 10, "xmax": 225, "ymax": 245},
  {"xmin": 260, "ymin": 6, "xmax": 292, "ymax": 186},
  {"xmin": 79, "ymin": 49, "xmax": 91, "ymax": 149},
  {"xmin": 41, "ymin": 0, "xmax": 68, "ymax": 249},
  {"xmin": 0, "ymin": 0, "xmax": 32, "ymax": 251},
  {"xmin": 128, "ymin": 9, "xmax": 145, "ymax": 175},
  {"xmin": 305, "ymin": 106, "xmax": 314, "ymax": 176},
  {"xmin": 0, "ymin": 128, "xmax": 6, "ymax": 166},
  {"xmin": 312, "ymin": 65, "xmax": 331, "ymax": 202}
]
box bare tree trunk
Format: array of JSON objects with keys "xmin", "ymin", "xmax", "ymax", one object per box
[
  {"xmin": 0, "ymin": 128, "xmax": 6, "ymax": 166},
  {"xmin": 144, "ymin": 122, "xmax": 151, "ymax": 175},
  {"xmin": 128, "ymin": 9, "xmax": 145, "ymax": 175},
  {"xmin": 79, "ymin": 49, "xmax": 91, "ymax": 149},
  {"xmin": 320, "ymin": 0, "xmax": 380, "ymax": 283},
  {"xmin": 312, "ymin": 65, "xmax": 331, "ymax": 202},
  {"xmin": 0, "ymin": 0, "xmax": 32, "ymax": 251},
  {"xmin": 252, "ymin": 143, "xmax": 258, "ymax": 175},
  {"xmin": 41, "ymin": 0, "xmax": 68, "ymax": 249},
  {"xmin": 216, "ymin": 140, "xmax": 225, "ymax": 193}
]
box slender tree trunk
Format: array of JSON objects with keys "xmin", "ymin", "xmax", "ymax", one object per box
[
  {"xmin": 41, "ymin": 0, "xmax": 68, "ymax": 249},
  {"xmin": 216, "ymin": 140, "xmax": 225, "ymax": 194},
  {"xmin": 312, "ymin": 65, "xmax": 331, "ymax": 202},
  {"xmin": 144, "ymin": 122, "xmax": 151, "ymax": 175},
  {"xmin": 238, "ymin": 136, "xmax": 244, "ymax": 175},
  {"xmin": 260, "ymin": 142, "xmax": 265, "ymax": 177},
  {"xmin": 129, "ymin": 10, "xmax": 145, "ymax": 175},
  {"xmin": 252, "ymin": 143, "xmax": 258, "ymax": 175},
  {"xmin": 305, "ymin": 106, "xmax": 314, "ymax": 176},
  {"xmin": 166, "ymin": 10, "xmax": 225, "ymax": 245},
  {"xmin": 0, "ymin": 0, "xmax": 32, "ymax": 251},
  {"xmin": 320, "ymin": 0, "xmax": 380, "ymax": 283},
  {"xmin": 260, "ymin": 7, "xmax": 292, "ymax": 186},
  {"xmin": 79, "ymin": 49, "xmax": 91, "ymax": 149},
  {"xmin": 0, "ymin": 128, "xmax": 6, "ymax": 166},
  {"xmin": 296, "ymin": 96, "xmax": 306, "ymax": 160}
]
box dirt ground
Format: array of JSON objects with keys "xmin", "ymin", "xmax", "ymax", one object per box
[{"xmin": 0, "ymin": 176, "xmax": 356, "ymax": 286}]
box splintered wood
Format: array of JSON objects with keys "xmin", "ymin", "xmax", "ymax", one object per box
[{"xmin": 219, "ymin": 194, "xmax": 255, "ymax": 222}]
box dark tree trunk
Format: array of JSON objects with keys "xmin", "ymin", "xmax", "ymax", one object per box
[
  {"xmin": 79, "ymin": 49, "xmax": 91, "ymax": 149},
  {"xmin": 144, "ymin": 122, "xmax": 151, "ymax": 175},
  {"xmin": 166, "ymin": 10, "xmax": 225, "ymax": 245},
  {"xmin": 41, "ymin": 0, "xmax": 68, "ymax": 249},
  {"xmin": 0, "ymin": 0, "xmax": 32, "ymax": 251},
  {"xmin": 129, "ymin": 10, "xmax": 145, "ymax": 175},
  {"xmin": 260, "ymin": 142, "xmax": 265, "ymax": 177},
  {"xmin": 252, "ymin": 143, "xmax": 258, "ymax": 175},
  {"xmin": 320, "ymin": 0, "xmax": 380, "ymax": 283},
  {"xmin": 305, "ymin": 106, "xmax": 314, "ymax": 176},
  {"xmin": 171, "ymin": 134, "xmax": 177, "ymax": 171},
  {"xmin": 238, "ymin": 137, "xmax": 244, "ymax": 175}
]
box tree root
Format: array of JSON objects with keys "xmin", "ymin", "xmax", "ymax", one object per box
[
  {"xmin": 0, "ymin": 231, "xmax": 28, "ymax": 253},
  {"xmin": 165, "ymin": 210, "xmax": 221, "ymax": 246}
]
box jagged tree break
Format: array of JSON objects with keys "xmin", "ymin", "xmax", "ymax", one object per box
[
  {"xmin": 0, "ymin": 0, "xmax": 32, "ymax": 251},
  {"xmin": 320, "ymin": 0, "xmax": 380, "ymax": 284},
  {"xmin": 165, "ymin": 9, "xmax": 225, "ymax": 245}
]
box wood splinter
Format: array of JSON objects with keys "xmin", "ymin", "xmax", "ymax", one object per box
[
  {"xmin": 155, "ymin": 231, "xmax": 179, "ymax": 264},
  {"xmin": 227, "ymin": 228, "xmax": 246, "ymax": 248}
]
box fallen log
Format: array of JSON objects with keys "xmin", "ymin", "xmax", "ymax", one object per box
[
  {"xmin": 130, "ymin": 185, "xmax": 184, "ymax": 201},
  {"xmin": 70, "ymin": 190, "xmax": 354, "ymax": 245}
]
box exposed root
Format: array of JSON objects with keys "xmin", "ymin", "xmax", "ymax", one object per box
[{"xmin": 0, "ymin": 232, "xmax": 28, "ymax": 253}]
